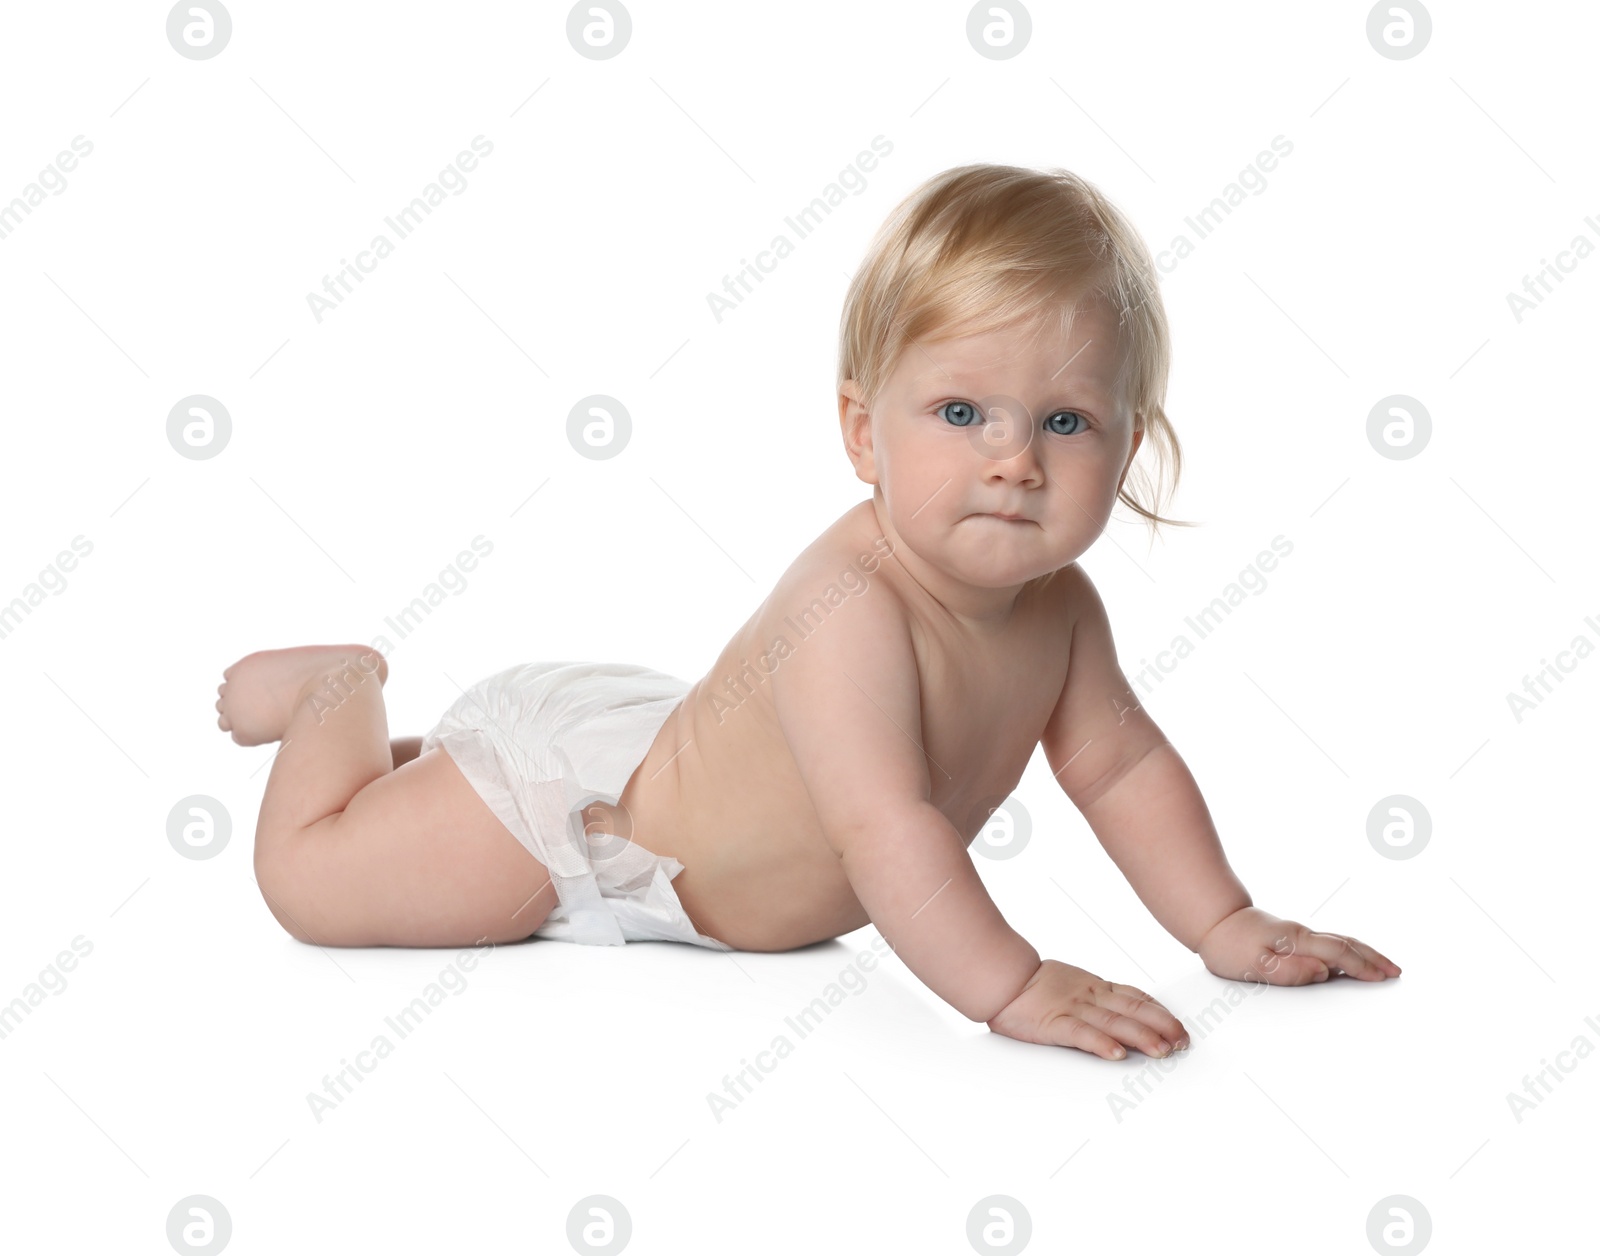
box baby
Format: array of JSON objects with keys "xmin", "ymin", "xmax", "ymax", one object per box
[{"xmin": 215, "ymin": 163, "xmax": 1399, "ymax": 1061}]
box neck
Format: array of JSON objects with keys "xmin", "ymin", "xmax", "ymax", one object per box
[{"xmin": 867, "ymin": 489, "xmax": 1039, "ymax": 630}]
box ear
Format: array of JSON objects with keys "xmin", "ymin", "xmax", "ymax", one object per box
[
  {"xmin": 839, "ymin": 380, "xmax": 879, "ymax": 487},
  {"xmin": 1116, "ymin": 421, "xmax": 1145, "ymax": 495}
]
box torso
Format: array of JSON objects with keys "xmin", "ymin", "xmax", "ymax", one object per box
[{"xmin": 587, "ymin": 500, "xmax": 1076, "ymax": 952}]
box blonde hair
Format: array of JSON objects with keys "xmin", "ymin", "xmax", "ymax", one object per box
[{"xmin": 837, "ymin": 163, "xmax": 1194, "ymax": 535}]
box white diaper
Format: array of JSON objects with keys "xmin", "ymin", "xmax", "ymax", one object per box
[{"xmin": 419, "ymin": 660, "xmax": 731, "ymax": 950}]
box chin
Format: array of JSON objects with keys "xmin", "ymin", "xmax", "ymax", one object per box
[{"xmin": 958, "ymin": 559, "xmax": 1045, "ymax": 587}]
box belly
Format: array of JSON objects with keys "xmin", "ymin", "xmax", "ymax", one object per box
[
  {"xmin": 634, "ymin": 779, "xmax": 873, "ymax": 952},
  {"xmin": 593, "ymin": 687, "xmax": 869, "ymax": 951},
  {"xmin": 677, "ymin": 841, "xmax": 871, "ymax": 952},
  {"xmin": 603, "ymin": 677, "xmax": 1035, "ymax": 953}
]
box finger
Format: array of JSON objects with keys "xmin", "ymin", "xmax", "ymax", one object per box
[
  {"xmin": 1301, "ymin": 932, "xmax": 1392, "ymax": 981},
  {"xmin": 1263, "ymin": 954, "xmax": 1329, "ymax": 985},
  {"xmin": 1041, "ymin": 1013, "xmax": 1131, "ymax": 1060},
  {"xmin": 1076, "ymin": 1004, "xmax": 1180, "ymax": 1057},
  {"xmin": 1335, "ymin": 935, "xmax": 1401, "ymax": 977},
  {"xmin": 1107, "ymin": 988, "xmax": 1190, "ymax": 1048}
]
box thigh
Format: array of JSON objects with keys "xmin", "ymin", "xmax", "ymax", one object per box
[
  {"xmin": 389, "ymin": 736, "xmax": 424, "ymax": 768},
  {"xmin": 259, "ymin": 747, "xmax": 558, "ymax": 948}
]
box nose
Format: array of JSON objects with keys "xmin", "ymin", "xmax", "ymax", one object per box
[
  {"xmin": 977, "ymin": 426, "xmax": 1044, "ymax": 488},
  {"xmin": 984, "ymin": 459, "xmax": 1041, "ymax": 490}
]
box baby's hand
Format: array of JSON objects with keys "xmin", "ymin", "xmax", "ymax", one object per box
[
  {"xmin": 986, "ymin": 959, "xmax": 1189, "ymax": 1060},
  {"xmin": 1197, "ymin": 906, "xmax": 1401, "ymax": 984}
]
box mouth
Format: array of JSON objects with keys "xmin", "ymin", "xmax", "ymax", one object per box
[{"xmin": 976, "ymin": 512, "xmax": 1031, "ymax": 523}]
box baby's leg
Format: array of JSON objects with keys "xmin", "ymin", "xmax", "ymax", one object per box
[
  {"xmin": 390, "ymin": 736, "xmax": 424, "ymax": 768},
  {"xmin": 215, "ymin": 645, "xmax": 558, "ymax": 947}
]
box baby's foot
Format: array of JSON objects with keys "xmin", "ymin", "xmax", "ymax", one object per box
[{"xmin": 215, "ymin": 644, "xmax": 388, "ymax": 745}]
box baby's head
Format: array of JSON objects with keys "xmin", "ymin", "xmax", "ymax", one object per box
[{"xmin": 838, "ymin": 164, "xmax": 1189, "ymax": 595}]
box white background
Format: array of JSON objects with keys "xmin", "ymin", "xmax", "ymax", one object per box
[{"xmin": 1, "ymin": 1, "xmax": 1595, "ymax": 1252}]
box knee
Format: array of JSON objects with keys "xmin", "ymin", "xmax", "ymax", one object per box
[{"xmin": 254, "ymin": 839, "xmax": 314, "ymax": 943}]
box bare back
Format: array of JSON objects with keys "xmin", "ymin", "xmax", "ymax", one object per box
[{"xmin": 595, "ymin": 499, "xmax": 1077, "ymax": 951}]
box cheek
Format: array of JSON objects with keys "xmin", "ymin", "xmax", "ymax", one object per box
[
  {"xmin": 1048, "ymin": 453, "xmax": 1123, "ymax": 512},
  {"xmin": 890, "ymin": 450, "xmax": 958, "ymax": 526},
  {"xmin": 888, "ymin": 435, "xmax": 948, "ymax": 486}
]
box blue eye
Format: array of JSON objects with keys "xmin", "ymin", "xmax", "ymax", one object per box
[{"xmin": 937, "ymin": 400, "xmax": 1089, "ymax": 435}]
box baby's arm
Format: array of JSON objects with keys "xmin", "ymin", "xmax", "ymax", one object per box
[
  {"xmin": 771, "ymin": 584, "xmax": 1190, "ymax": 1059},
  {"xmin": 1044, "ymin": 564, "xmax": 1400, "ymax": 984},
  {"xmin": 1043, "ymin": 565, "xmax": 1251, "ymax": 951},
  {"xmin": 771, "ymin": 590, "xmax": 1039, "ymax": 1022}
]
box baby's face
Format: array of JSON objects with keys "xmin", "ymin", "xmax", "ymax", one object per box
[{"xmin": 843, "ymin": 298, "xmax": 1142, "ymax": 595}]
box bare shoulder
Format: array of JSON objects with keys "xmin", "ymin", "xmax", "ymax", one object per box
[
  {"xmin": 1029, "ymin": 560, "xmax": 1099, "ymax": 661},
  {"xmin": 1041, "ymin": 560, "xmax": 1123, "ymax": 697},
  {"xmin": 1027, "ymin": 561, "xmax": 1095, "ymax": 721},
  {"xmin": 761, "ymin": 503, "xmax": 927, "ymax": 850},
  {"xmin": 762, "ymin": 500, "xmax": 910, "ymax": 641},
  {"xmin": 1039, "ymin": 559, "xmax": 1163, "ymax": 806},
  {"xmin": 1048, "ymin": 559, "xmax": 1101, "ymax": 620}
]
